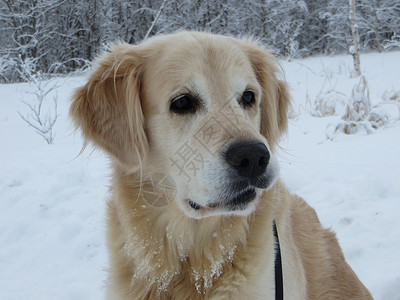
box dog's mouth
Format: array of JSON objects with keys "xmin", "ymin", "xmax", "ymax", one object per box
[
  {"xmin": 184, "ymin": 157, "xmax": 279, "ymax": 218},
  {"xmin": 187, "ymin": 187, "xmax": 257, "ymax": 212},
  {"xmin": 188, "ymin": 200, "xmax": 203, "ymax": 210}
]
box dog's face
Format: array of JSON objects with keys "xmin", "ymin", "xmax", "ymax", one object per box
[{"xmin": 71, "ymin": 32, "xmax": 290, "ymax": 219}]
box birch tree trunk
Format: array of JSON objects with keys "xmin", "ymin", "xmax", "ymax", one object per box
[
  {"xmin": 349, "ymin": 0, "xmax": 361, "ymax": 76},
  {"xmin": 143, "ymin": 0, "xmax": 169, "ymax": 41}
]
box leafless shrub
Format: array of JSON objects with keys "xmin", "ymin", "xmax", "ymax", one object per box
[
  {"xmin": 313, "ymin": 89, "xmax": 347, "ymax": 117},
  {"xmin": 312, "ymin": 66, "xmax": 347, "ymax": 117},
  {"xmin": 382, "ymin": 89, "xmax": 400, "ymax": 103},
  {"xmin": 342, "ymin": 75, "xmax": 371, "ymax": 122},
  {"xmin": 327, "ymin": 121, "xmax": 373, "ymax": 137},
  {"xmin": 18, "ymin": 59, "xmax": 59, "ymax": 144},
  {"xmin": 326, "ymin": 76, "xmax": 373, "ymax": 139},
  {"xmin": 368, "ymin": 107, "xmax": 389, "ymax": 129}
]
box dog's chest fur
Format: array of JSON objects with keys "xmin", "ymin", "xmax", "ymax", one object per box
[{"xmin": 106, "ymin": 181, "xmax": 296, "ymax": 299}]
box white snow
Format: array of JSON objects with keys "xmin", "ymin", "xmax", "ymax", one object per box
[{"xmin": 1, "ymin": 51, "xmax": 399, "ymax": 299}]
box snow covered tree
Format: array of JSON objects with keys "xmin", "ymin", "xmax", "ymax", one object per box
[
  {"xmin": 1, "ymin": 0, "xmax": 400, "ymax": 83},
  {"xmin": 357, "ymin": 0, "xmax": 400, "ymax": 51},
  {"xmin": 349, "ymin": 0, "xmax": 361, "ymax": 77}
]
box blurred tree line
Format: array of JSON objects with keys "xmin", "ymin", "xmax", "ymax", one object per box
[{"xmin": 1, "ymin": 0, "xmax": 399, "ymax": 82}]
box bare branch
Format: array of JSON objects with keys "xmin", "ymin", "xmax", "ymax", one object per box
[{"xmin": 143, "ymin": 0, "xmax": 169, "ymax": 41}]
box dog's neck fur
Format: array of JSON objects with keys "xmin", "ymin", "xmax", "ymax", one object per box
[{"xmin": 108, "ymin": 169, "xmax": 279, "ymax": 298}]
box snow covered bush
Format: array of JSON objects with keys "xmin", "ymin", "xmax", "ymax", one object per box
[
  {"xmin": 312, "ymin": 65, "xmax": 348, "ymax": 117},
  {"xmin": 342, "ymin": 76, "xmax": 371, "ymax": 122},
  {"xmin": 382, "ymin": 89, "xmax": 400, "ymax": 103},
  {"xmin": 369, "ymin": 89, "xmax": 400, "ymax": 128},
  {"xmin": 0, "ymin": 56, "xmax": 18, "ymax": 83},
  {"xmin": 383, "ymin": 33, "xmax": 400, "ymax": 51},
  {"xmin": 326, "ymin": 81, "xmax": 400, "ymax": 140},
  {"xmin": 368, "ymin": 107, "xmax": 390, "ymax": 129},
  {"xmin": 326, "ymin": 76, "xmax": 374, "ymax": 138},
  {"xmin": 312, "ymin": 89, "xmax": 347, "ymax": 117},
  {"xmin": 18, "ymin": 59, "xmax": 59, "ymax": 144}
]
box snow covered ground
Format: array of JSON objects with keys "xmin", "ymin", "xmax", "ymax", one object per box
[{"xmin": 1, "ymin": 51, "xmax": 399, "ymax": 299}]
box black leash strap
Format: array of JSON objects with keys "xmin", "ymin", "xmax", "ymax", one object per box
[{"xmin": 273, "ymin": 220, "xmax": 284, "ymax": 300}]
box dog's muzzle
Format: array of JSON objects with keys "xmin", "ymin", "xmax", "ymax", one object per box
[{"xmin": 187, "ymin": 140, "xmax": 274, "ymax": 213}]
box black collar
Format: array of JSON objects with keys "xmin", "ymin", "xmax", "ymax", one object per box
[{"xmin": 273, "ymin": 220, "xmax": 283, "ymax": 300}]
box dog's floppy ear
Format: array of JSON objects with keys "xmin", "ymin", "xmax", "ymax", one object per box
[
  {"xmin": 239, "ymin": 39, "xmax": 290, "ymax": 149},
  {"xmin": 70, "ymin": 44, "xmax": 148, "ymax": 171}
]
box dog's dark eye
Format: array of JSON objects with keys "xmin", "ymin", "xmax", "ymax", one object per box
[
  {"xmin": 241, "ymin": 90, "xmax": 256, "ymax": 108},
  {"xmin": 170, "ymin": 94, "xmax": 197, "ymax": 114}
]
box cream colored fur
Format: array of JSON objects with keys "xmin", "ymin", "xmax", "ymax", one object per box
[{"xmin": 70, "ymin": 31, "xmax": 373, "ymax": 299}]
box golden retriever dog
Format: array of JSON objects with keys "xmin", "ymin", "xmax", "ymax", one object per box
[{"xmin": 70, "ymin": 31, "xmax": 373, "ymax": 299}]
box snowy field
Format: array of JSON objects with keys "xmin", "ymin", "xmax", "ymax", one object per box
[{"xmin": 1, "ymin": 51, "xmax": 399, "ymax": 299}]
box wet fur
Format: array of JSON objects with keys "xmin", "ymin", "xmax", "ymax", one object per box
[{"xmin": 70, "ymin": 31, "xmax": 372, "ymax": 299}]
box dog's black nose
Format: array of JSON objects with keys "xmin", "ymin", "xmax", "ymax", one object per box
[{"xmin": 225, "ymin": 141, "xmax": 270, "ymax": 179}]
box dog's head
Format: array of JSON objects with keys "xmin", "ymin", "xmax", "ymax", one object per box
[{"xmin": 71, "ymin": 32, "xmax": 290, "ymax": 219}]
